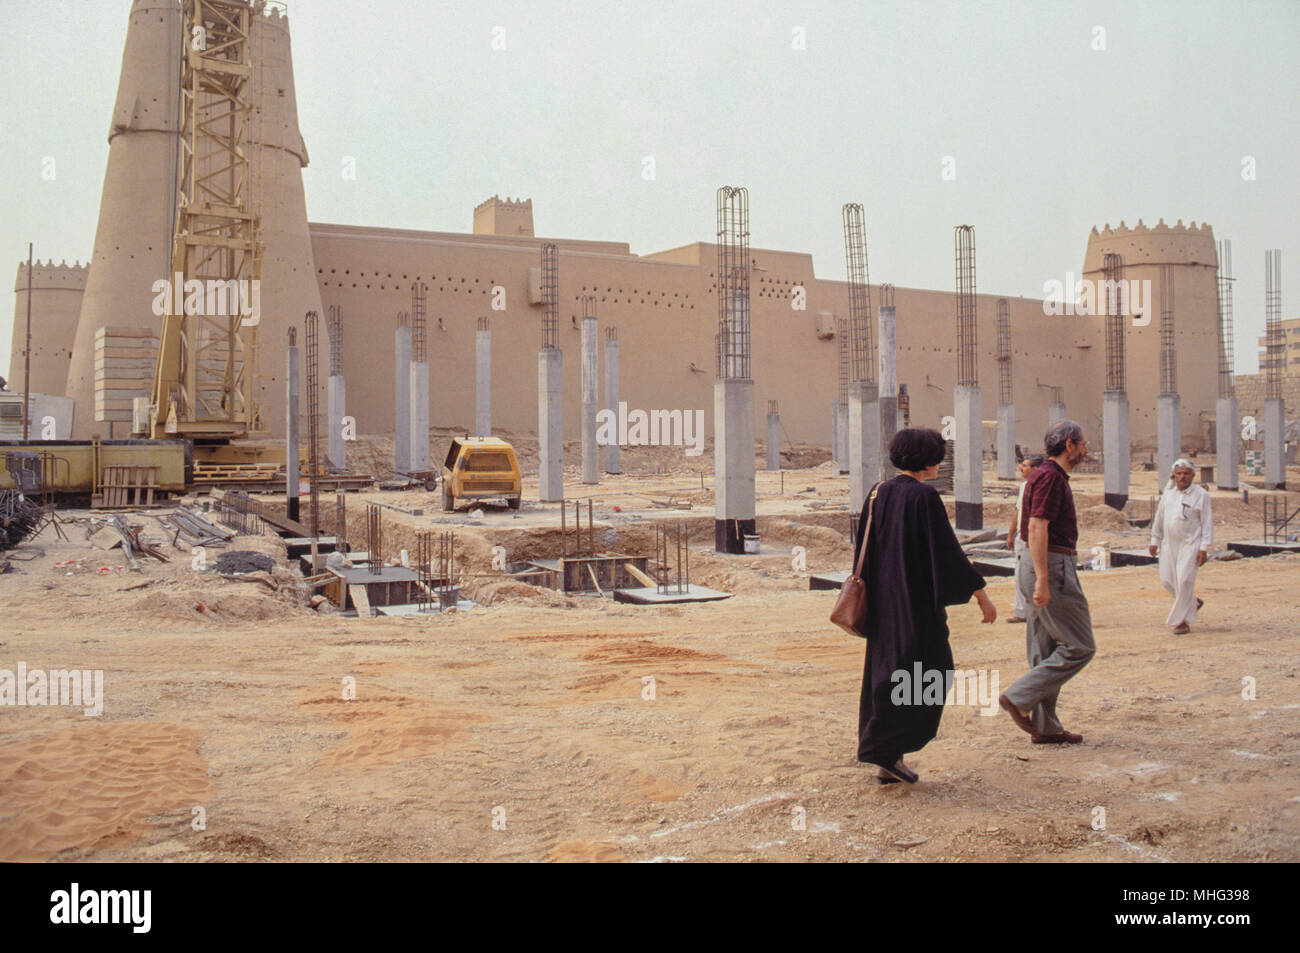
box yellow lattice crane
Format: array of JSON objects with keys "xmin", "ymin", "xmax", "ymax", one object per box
[{"xmin": 148, "ymin": 0, "xmax": 265, "ymax": 453}]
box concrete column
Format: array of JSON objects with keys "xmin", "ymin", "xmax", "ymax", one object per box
[
  {"xmin": 393, "ymin": 325, "xmax": 411, "ymax": 476},
  {"xmin": 1157, "ymin": 394, "xmax": 1181, "ymax": 484},
  {"xmin": 409, "ymin": 359, "xmax": 430, "ymax": 473},
  {"xmin": 830, "ymin": 399, "xmax": 842, "ymax": 471},
  {"xmin": 1264, "ymin": 397, "xmax": 1286, "ymax": 489},
  {"xmin": 849, "ymin": 380, "xmax": 880, "ymax": 512},
  {"xmin": 1216, "ymin": 396, "xmax": 1239, "ymax": 490},
  {"xmin": 327, "ymin": 374, "xmax": 346, "ymax": 471},
  {"xmin": 996, "ymin": 403, "xmax": 1016, "ymax": 480},
  {"xmin": 475, "ymin": 326, "xmax": 491, "ymax": 437},
  {"xmin": 878, "ymin": 304, "xmax": 898, "ymax": 481},
  {"xmin": 286, "ymin": 342, "xmax": 299, "ymax": 522},
  {"xmin": 1102, "ymin": 390, "xmax": 1130, "ymax": 509},
  {"xmin": 954, "ymin": 383, "xmax": 983, "ymax": 529},
  {"xmin": 1048, "ymin": 400, "xmax": 1067, "ymax": 427},
  {"xmin": 603, "ymin": 334, "xmax": 620, "ymax": 474},
  {"xmin": 538, "ymin": 348, "xmax": 563, "ymax": 501},
  {"xmin": 714, "ymin": 378, "xmax": 756, "ymax": 553},
  {"xmin": 581, "ymin": 315, "xmax": 598, "ymax": 484},
  {"xmin": 837, "ymin": 403, "xmax": 849, "ymax": 473},
  {"xmin": 766, "ymin": 409, "xmax": 781, "ymax": 470}
]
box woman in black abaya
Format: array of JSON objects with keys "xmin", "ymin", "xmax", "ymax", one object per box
[{"xmin": 851, "ymin": 428, "xmax": 996, "ymax": 784}]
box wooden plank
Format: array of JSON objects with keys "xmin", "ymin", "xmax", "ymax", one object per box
[
  {"xmin": 622, "ymin": 562, "xmax": 659, "ymax": 588},
  {"xmin": 349, "ymin": 584, "xmax": 372, "ymax": 620}
]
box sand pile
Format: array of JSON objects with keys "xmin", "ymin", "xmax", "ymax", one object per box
[
  {"xmin": 1079, "ymin": 503, "xmax": 1132, "ymax": 531},
  {"xmin": 0, "ymin": 722, "xmax": 216, "ymax": 861}
]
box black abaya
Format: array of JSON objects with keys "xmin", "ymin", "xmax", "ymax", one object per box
[{"xmin": 851, "ymin": 475, "xmax": 987, "ymax": 766}]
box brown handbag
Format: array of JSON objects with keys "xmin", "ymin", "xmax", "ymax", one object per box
[{"xmin": 829, "ymin": 483, "xmax": 880, "ymax": 638}]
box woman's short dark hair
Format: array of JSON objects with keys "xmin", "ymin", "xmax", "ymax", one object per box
[{"xmin": 889, "ymin": 428, "xmax": 947, "ymax": 472}]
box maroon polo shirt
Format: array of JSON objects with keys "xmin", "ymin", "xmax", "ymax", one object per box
[{"xmin": 1019, "ymin": 458, "xmax": 1078, "ymax": 550}]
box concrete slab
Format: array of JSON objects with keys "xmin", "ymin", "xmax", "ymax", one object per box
[
  {"xmin": 375, "ymin": 600, "xmax": 477, "ymax": 616},
  {"xmin": 329, "ymin": 565, "xmax": 418, "ymax": 585},
  {"xmin": 612, "ymin": 584, "xmax": 731, "ymax": 604},
  {"xmin": 1227, "ymin": 539, "xmax": 1300, "ymax": 558},
  {"xmin": 969, "ymin": 556, "xmax": 1016, "ymax": 577},
  {"xmin": 1109, "ymin": 548, "xmax": 1158, "ymax": 567},
  {"xmin": 809, "ymin": 570, "xmax": 850, "ymax": 590}
]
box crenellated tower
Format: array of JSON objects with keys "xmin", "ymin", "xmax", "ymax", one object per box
[{"xmin": 1082, "ymin": 219, "xmax": 1219, "ymax": 452}]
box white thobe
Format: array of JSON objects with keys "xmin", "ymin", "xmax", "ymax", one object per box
[
  {"xmin": 1151, "ymin": 483, "xmax": 1213, "ymax": 625},
  {"xmin": 1012, "ymin": 481, "xmax": 1028, "ymax": 617}
]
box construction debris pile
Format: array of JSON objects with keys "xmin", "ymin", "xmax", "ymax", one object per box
[{"xmin": 0, "ymin": 490, "xmax": 44, "ymax": 550}]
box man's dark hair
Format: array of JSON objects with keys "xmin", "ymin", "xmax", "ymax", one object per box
[
  {"xmin": 889, "ymin": 428, "xmax": 947, "ymax": 472},
  {"xmin": 1025, "ymin": 453, "xmax": 1046, "ymax": 469},
  {"xmin": 1044, "ymin": 420, "xmax": 1085, "ymax": 457}
]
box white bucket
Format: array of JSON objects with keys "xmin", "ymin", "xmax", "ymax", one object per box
[
  {"xmin": 743, "ymin": 534, "xmax": 760, "ymax": 554},
  {"xmin": 1089, "ymin": 543, "xmax": 1111, "ymax": 570}
]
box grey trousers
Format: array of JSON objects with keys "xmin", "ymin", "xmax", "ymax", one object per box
[{"xmin": 1004, "ymin": 550, "xmax": 1095, "ymax": 735}]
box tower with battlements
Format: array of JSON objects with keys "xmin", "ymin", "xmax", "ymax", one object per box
[
  {"xmin": 61, "ymin": 0, "xmax": 323, "ymax": 438},
  {"xmin": 1082, "ymin": 219, "xmax": 1220, "ymax": 453},
  {"xmin": 473, "ymin": 196, "xmax": 535, "ymax": 237},
  {"xmin": 8, "ymin": 261, "xmax": 88, "ymax": 398}
]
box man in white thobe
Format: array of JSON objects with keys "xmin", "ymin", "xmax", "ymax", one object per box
[
  {"xmin": 1006, "ymin": 454, "xmax": 1045, "ymax": 623},
  {"xmin": 1148, "ymin": 459, "xmax": 1213, "ymax": 635}
]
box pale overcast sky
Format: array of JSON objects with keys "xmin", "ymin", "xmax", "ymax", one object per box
[{"xmin": 1, "ymin": 0, "xmax": 1296, "ymax": 374}]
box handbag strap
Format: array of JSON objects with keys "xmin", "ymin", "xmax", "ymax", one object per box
[{"xmin": 852, "ymin": 482, "xmax": 881, "ymax": 577}]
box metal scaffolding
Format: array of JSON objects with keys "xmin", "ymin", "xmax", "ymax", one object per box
[
  {"xmin": 842, "ymin": 203, "xmax": 875, "ymax": 384},
  {"xmin": 151, "ymin": 0, "xmax": 262, "ymax": 439},
  {"xmin": 365, "ymin": 503, "xmax": 382, "ymax": 574},
  {"xmin": 304, "ymin": 310, "xmax": 320, "ymax": 536},
  {"xmin": 416, "ymin": 530, "xmax": 458, "ymax": 610},
  {"xmin": 654, "ymin": 519, "xmax": 690, "ymax": 595},
  {"xmin": 1216, "ymin": 239, "xmax": 1235, "ymax": 398},
  {"xmin": 410, "ymin": 280, "xmax": 428, "ymax": 363},
  {"xmin": 1159, "ymin": 265, "xmax": 1177, "ymax": 397},
  {"xmin": 1103, "ymin": 252, "xmax": 1126, "ymax": 392},
  {"xmin": 327, "ymin": 305, "xmax": 343, "ymax": 377},
  {"xmin": 715, "ymin": 186, "xmax": 751, "ymax": 380},
  {"xmin": 334, "ymin": 489, "xmax": 347, "ymax": 554},
  {"xmin": 1265, "ymin": 249, "xmax": 1283, "ymax": 400},
  {"xmin": 836, "ymin": 315, "xmax": 850, "ymax": 406},
  {"xmin": 541, "ymin": 242, "xmax": 559, "ymax": 350},
  {"xmin": 996, "ymin": 298, "xmax": 1012, "ymax": 404},
  {"xmin": 954, "ymin": 226, "xmax": 977, "ymax": 386}
]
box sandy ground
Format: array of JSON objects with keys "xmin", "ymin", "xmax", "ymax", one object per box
[{"xmin": 1, "ymin": 444, "xmax": 1297, "ymax": 863}]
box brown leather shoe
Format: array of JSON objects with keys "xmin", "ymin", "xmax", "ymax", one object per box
[
  {"xmin": 999, "ymin": 694, "xmax": 1035, "ymax": 735},
  {"xmin": 1173, "ymin": 622, "xmax": 1191, "ymax": 635},
  {"xmin": 1031, "ymin": 730, "xmax": 1083, "ymax": 744},
  {"xmin": 1007, "ymin": 617, "xmax": 1026, "ymax": 624}
]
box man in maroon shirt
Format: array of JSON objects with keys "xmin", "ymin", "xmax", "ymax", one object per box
[{"xmin": 999, "ymin": 420, "xmax": 1095, "ymax": 744}]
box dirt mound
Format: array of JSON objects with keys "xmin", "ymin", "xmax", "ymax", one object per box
[
  {"xmin": 215, "ymin": 551, "xmax": 273, "ymax": 574},
  {"xmin": 1079, "ymin": 503, "xmax": 1131, "ymax": 531},
  {"xmin": 462, "ymin": 578, "xmax": 570, "ymax": 607}
]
